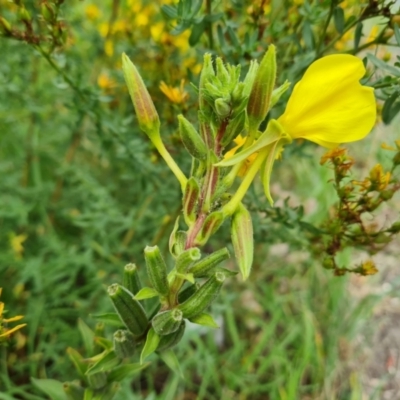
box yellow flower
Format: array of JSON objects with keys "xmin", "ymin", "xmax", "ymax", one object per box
[
  {"xmin": 97, "ymin": 72, "xmax": 116, "ymax": 91},
  {"xmin": 159, "ymin": 80, "xmax": 188, "ymax": 104},
  {"xmin": 0, "ymin": 288, "xmax": 26, "ymax": 341},
  {"xmin": 278, "ymin": 54, "xmax": 376, "ymax": 148},
  {"xmin": 85, "ymin": 4, "xmax": 101, "ymax": 21},
  {"xmin": 224, "ymin": 135, "xmax": 258, "ymax": 177},
  {"xmin": 9, "ymin": 233, "xmax": 27, "ymax": 259}
]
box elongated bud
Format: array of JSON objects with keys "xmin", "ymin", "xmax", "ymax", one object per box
[
  {"xmin": 214, "ymin": 98, "xmax": 231, "ymax": 118},
  {"xmin": 157, "ymin": 321, "xmax": 186, "ymax": 352},
  {"xmin": 113, "ymin": 330, "xmax": 136, "ymax": 358},
  {"xmin": 41, "ymin": 3, "xmax": 54, "ymax": 22},
  {"xmin": 178, "ymin": 272, "xmax": 225, "ymax": 319},
  {"xmin": 144, "ymin": 246, "xmax": 169, "ymax": 297},
  {"xmin": 178, "ymin": 115, "xmax": 208, "ymax": 160},
  {"xmin": 122, "ymin": 53, "xmax": 160, "ymax": 139},
  {"xmin": 189, "ymin": 247, "xmax": 230, "ymax": 278},
  {"xmin": 123, "ymin": 263, "xmax": 142, "ymax": 295},
  {"xmin": 176, "ymin": 248, "xmax": 201, "ymax": 273},
  {"xmin": 222, "ymin": 111, "xmax": 246, "ymax": 147},
  {"xmin": 108, "ymin": 284, "xmax": 148, "ymax": 336},
  {"xmin": 63, "ymin": 382, "xmax": 84, "ymax": 400},
  {"xmin": 247, "ymin": 45, "xmax": 276, "ymax": 133},
  {"xmin": 196, "ymin": 211, "xmax": 225, "ymax": 246},
  {"xmin": 152, "ymin": 309, "xmax": 183, "ymax": 336},
  {"xmin": 199, "ymin": 54, "xmax": 215, "ymax": 110},
  {"xmin": 231, "ymin": 203, "xmax": 254, "ymax": 280},
  {"xmin": 19, "ymin": 7, "xmax": 31, "ymax": 22},
  {"xmin": 183, "ymin": 177, "xmax": 200, "ymax": 226}
]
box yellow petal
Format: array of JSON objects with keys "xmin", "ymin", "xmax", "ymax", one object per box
[
  {"xmin": 0, "ymin": 324, "xmax": 26, "ymax": 338},
  {"xmin": 278, "ymin": 54, "xmax": 376, "ymax": 146},
  {"xmin": 4, "ymin": 315, "xmax": 24, "ymax": 323}
]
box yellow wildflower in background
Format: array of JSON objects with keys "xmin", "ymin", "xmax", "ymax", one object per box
[
  {"xmin": 9, "ymin": 233, "xmax": 27, "ymax": 260},
  {"xmin": 0, "ymin": 288, "xmax": 26, "ymax": 341},
  {"xmin": 224, "ymin": 135, "xmax": 258, "ymax": 176},
  {"xmin": 98, "ymin": 72, "xmax": 117, "ymax": 91},
  {"xmin": 160, "ymin": 80, "xmax": 188, "ymax": 104},
  {"xmin": 278, "ymin": 54, "xmax": 376, "ymax": 148},
  {"xmin": 85, "ymin": 4, "xmax": 101, "ymax": 21}
]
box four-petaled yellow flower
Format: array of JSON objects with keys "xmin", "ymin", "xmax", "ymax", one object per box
[{"xmin": 278, "ymin": 54, "xmax": 376, "ymax": 148}]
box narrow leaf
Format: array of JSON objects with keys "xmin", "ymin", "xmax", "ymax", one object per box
[
  {"xmin": 107, "ymin": 363, "xmax": 150, "ymax": 382},
  {"xmin": 140, "ymin": 327, "xmax": 160, "ymax": 364},
  {"xmin": 134, "ymin": 287, "xmax": 159, "ymax": 300},
  {"xmin": 189, "ymin": 312, "xmax": 219, "ymax": 328},
  {"xmin": 31, "ymin": 378, "xmax": 68, "ymax": 400},
  {"xmin": 90, "ymin": 313, "xmax": 123, "ymax": 328},
  {"xmin": 85, "ymin": 351, "xmax": 120, "ymax": 376}
]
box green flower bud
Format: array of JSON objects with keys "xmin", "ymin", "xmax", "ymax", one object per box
[
  {"xmin": 199, "ymin": 54, "xmax": 215, "ymax": 110},
  {"xmin": 178, "ymin": 114, "xmax": 208, "ymax": 160},
  {"xmin": 189, "ymin": 247, "xmax": 230, "ymax": 278},
  {"xmin": 108, "ymin": 284, "xmax": 148, "ymax": 336},
  {"xmin": 144, "ymin": 246, "xmax": 169, "ymax": 297},
  {"xmin": 63, "ymin": 382, "xmax": 84, "ymax": 400},
  {"xmin": 196, "ymin": 211, "xmax": 225, "ymax": 246},
  {"xmin": 178, "ymin": 272, "xmax": 225, "ymax": 319},
  {"xmin": 152, "ymin": 309, "xmax": 183, "ymax": 336},
  {"xmin": 176, "ymin": 247, "xmax": 201, "ymax": 273},
  {"xmin": 157, "ymin": 321, "xmax": 186, "ymax": 352},
  {"xmin": 122, "ymin": 53, "xmax": 160, "ymax": 140},
  {"xmin": 0, "ymin": 17, "xmax": 12, "ymax": 34},
  {"xmin": 113, "ymin": 329, "xmax": 136, "ymax": 358},
  {"xmin": 231, "ymin": 203, "xmax": 254, "ymax": 280},
  {"xmin": 87, "ymin": 372, "xmax": 107, "ymax": 390},
  {"xmin": 214, "ymin": 98, "xmax": 231, "ymax": 118},
  {"xmin": 322, "ymin": 257, "xmax": 335, "ymax": 270},
  {"xmin": 18, "ymin": 7, "xmax": 31, "ymax": 22},
  {"xmin": 41, "ymin": 3, "xmax": 54, "ymax": 22},
  {"xmin": 183, "ymin": 177, "xmax": 200, "ymax": 227},
  {"xmin": 123, "ymin": 263, "xmax": 142, "ymax": 296},
  {"xmin": 247, "ymin": 45, "xmax": 277, "ymax": 133},
  {"xmin": 216, "ymin": 57, "xmax": 230, "ymax": 86}
]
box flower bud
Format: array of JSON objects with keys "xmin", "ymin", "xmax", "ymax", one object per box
[
  {"xmin": 189, "ymin": 247, "xmax": 230, "ymax": 278},
  {"xmin": 41, "ymin": 3, "xmax": 54, "ymax": 22},
  {"xmin": 178, "ymin": 272, "xmax": 225, "ymax": 319},
  {"xmin": 231, "ymin": 203, "xmax": 254, "ymax": 280},
  {"xmin": 157, "ymin": 321, "xmax": 186, "ymax": 352},
  {"xmin": 152, "ymin": 309, "xmax": 183, "ymax": 336},
  {"xmin": 123, "ymin": 263, "xmax": 142, "ymax": 295},
  {"xmin": 18, "ymin": 7, "xmax": 31, "ymax": 22},
  {"xmin": 214, "ymin": 98, "xmax": 231, "ymax": 118},
  {"xmin": 122, "ymin": 53, "xmax": 160, "ymax": 140},
  {"xmin": 108, "ymin": 284, "xmax": 148, "ymax": 336},
  {"xmin": 178, "ymin": 115, "xmax": 208, "ymax": 160},
  {"xmin": 0, "ymin": 17, "xmax": 12, "ymax": 34},
  {"xmin": 175, "ymin": 247, "xmax": 201, "ymax": 273},
  {"xmin": 183, "ymin": 177, "xmax": 200, "ymax": 226},
  {"xmin": 196, "ymin": 211, "xmax": 225, "ymax": 246},
  {"xmin": 199, "ymin": 54, "xmax": 215, "ymax": 111},
  {"xmin": 113, "ymin": 330, "xmax": 136, "ymax": 358},
  {"xmin": 144, "ymin": 246, "xmax": 169, "ymax": 297},
  {"xmin": 247, "ymin": 45, "xmax": 277, "ymax": 133},
  {"xmin": 87, "ymin": 372, "xmax": 107, "ymax": 390}
]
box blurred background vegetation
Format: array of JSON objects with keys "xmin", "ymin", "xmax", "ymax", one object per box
[{"xmin": 1, "ymin": 0, "xmax": 400, "ymax": 398}]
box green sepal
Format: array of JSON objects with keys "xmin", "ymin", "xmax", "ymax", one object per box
[
  {"xmin": 140, "ymin": 327, "xmax": 160, "ymax": 364},
  {"xmin": 182, "ymin": 177, "xmax": 200, "ymax": 226},
  {"xmin": 157, "ymin": 321, "xmax": 186, "ymax": 352},
  {"xmin": 189, "ymin": 247, "xmax": 230, "ymax": 278},
  {"xmin": 94, "ymin": 336, "xmax": 113, "ymax": 351},
  {"xmin": 178, "ymin": 114, "xmax": 208, "ymax": 160},
  {"xmin": 189, "ymin": 312, "xmax": 219, "ymax": 329},
  {"xmin": 216, "ymin": 119, "xmax": 285, "ymax": 167},
  {"xmin": 247, "ymin": 45, "xmax": 277, "ymax": 133},
  {"xmin": 113, "ymin": 330, "xmax": 136, "ymax": 359},
  {"xmin": 176, "ymin": 247, "xmax": 201, "ymax": 273},
  {"xmin": 231, "ymin": 203, "xmax": 254, "ymax": 280},
  {"xmin": 199, "ymin": 53, "xmax": 215, "ymax": 111},
  {"xmin": 107, "ymin": 284, "xmax": 148, "ymax": 336},
  {"xmin": 175, "ymin": 272, "xmax": 195, "ymax": 284},
  {"xmin": 85, "ymin": 350, "xmax": 120, "ymax": 376},
  {"xmin": 63, "ymin": 381, "xmax": 84, "ymax": 400},
  {"xmin": 178, "ymin": 272, "xmax": 226, "ymax": 319},
  {"xmin": 270, "ymin": 80, "xmax": 291, "ymax": 108},
  {"xmin": 144, "ymin": 245, "xmax": 169, "ymax": 297},
  {"xmin": 169, "ymin": 217, "xmax": 187, "ymax": 257},
  {"xmin": 122, "ymin": 263, "xmax": 142, "ymax": 295},
  {"xmin": 195, "ymin": 211, "xmax": 225, "ymax": 246},
  {"xmin": 134, "ymin": 287, "xmax": 159, "ymax": 300},
  {"xmin": 152, "ymin": 309, "xmax": 183, "ymax": 336}
]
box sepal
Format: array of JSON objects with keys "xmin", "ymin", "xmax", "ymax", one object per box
[
  {"xmin": 123, "ymin": 263, "xmax": 142, "ymax": 295},
  {"xmin": 182, "ymin": 177, "xmax": 200, "ymax": 226},
  {"xmin": 195, "ymin": 211, "xmax": 225, "ymax": 246},
  {"xmin": 144, "ymin": 246, "xmax": 169, "ymax": 297},
  {"xmin": 189, "ymin": 247, "xmax": 230, "ymax": 278},
  {"xmin": 178, "ymin": 115, "xmax": 208, "ymax": 160}
]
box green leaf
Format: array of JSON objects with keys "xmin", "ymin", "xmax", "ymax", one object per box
[
  {"xmin": 382, "ymin": 91, "xmax": 400, "ymax": 124},
  {"xmin": 83, "ymin": 389, "xmax": 94, "ymax": 400},
  {"xmin": 85, "ymin": 351, "xmax": 120, "ymax": 376},
  {"xmin": 394, "ymin": 23, "xmax": 400, "ymax": 46},
  {"xmin": 67, "ymin": 347, "xmax": 88, "ymax": 377},
  {"xmin": 189, "ymin": 21, "xmax": 206, "ymax": 46},
  {"xmin": 31, "ymin": 378, "xmax": 68, "ymax": 400},
  {"xmin": 333, "ymin": 7, "xmax": 345, "ymax": 34},
  {"xmin": 140, "ymin": 327, "xmax": 160, "ymax": 364},
  {"xmin": 94, "ymin": 336, "xmax": 113, "ymax": 350},
  {"xmin": 354, "ymin": 22, "xmax": 363, "ymax": 50},
  {"xmin": 90, "ymin": 313, "xmax": 124, "ymax": 328},
  {"xmin": 366, "ymin": 54, "xmax": 400, "ymax": 77},
  {"xmin": 302, "ymin": 21, "xmax": 315, "ymax": 50},
  {"xmin": 175, "ymin": 272, "xmax": 195, "ymax": 284},
  {"xmin": 161, "ymin": 5, "xmax": 177, "ymax": 19},
  {"xmin": 189, "ymin": 312, "xmax": 219, "ymax": 328},
  {"xmin": 134, "ymin": 287, "xmax": 159, "ymax": 300},
  {"xmin": 107, "ymin": 363, "xmax": 150, "ymax": 382},
  {"xmin": 159, "ymin": 350, "xmax": 183, "ymax": 378},
  {"xmin": 78, "ymin": 318, "xmax": 94, "ymax": 356}
]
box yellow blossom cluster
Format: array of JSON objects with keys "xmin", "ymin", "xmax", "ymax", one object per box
[{"xmin": 0, "ymin": 288, "xmax": 26, "ymax": 341}]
